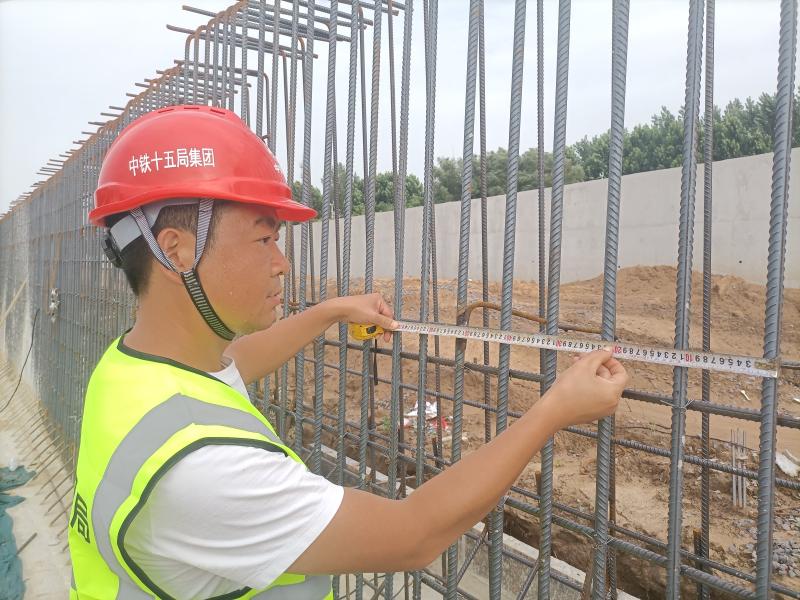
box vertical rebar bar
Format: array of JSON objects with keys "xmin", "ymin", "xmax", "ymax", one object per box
[
  {"xmin": 241, "ymin": 4, "xmax": 250, "ymax": 120},
  {"xmin": 446, "ymin": 2, "xmax": 480, "ymax": 597},
  {"xmin": 204, "ymin": 25, "xmax": 212, "ymax": 103},
  {"xmin": 665, "ymin": 1, "xmax": 704, "ymax": 596},
  {"xmin": 540, "ymin": 0, "xmax": 572, "ymax": 596},
  {"xmin": 477, "ymin": 0, "xmax": 491, "ymax": 451},
  {"xmin": 532, "ymin": 0, "xmax": 545, "ymax": 277},
  {"xmin": 290, "ymin": 0, "xmax": 307, "ymax": 455},
  {"xmin": 212, "ymin": 19, "xmax": 221, "ymax": 106},
  {"xmin": 491, "ymin": 1, "xmax": 527, "ymax": 597},
  {"xmin": 592, "ymin": 2, "xmax": 629, "ymax": 598},
  {"xmin": 387, "ymin": 3, "xmax": 413, "ymax": 598},
  {"xmin": 338, "ymin": 0, "xmax": 359, "ymax": 512},
  {"xmin": 256, "ymin": 0, "xmax": 267, "ymax": 138},
  {"xmin": 221, "ymin": 15, "xmax": 230, "ymax": 106},
  {"xmin": 698, "ymin": 0, "xmax": 715, "ymax": 597},
  {"xmin": 416, "ymin": 1, "xmax": 437, "ymax": 595},
  {"xmin": 756, "ymin": 0, "xmax": 797, "ymax": 596},
  {"xmin": 312, "ymin": 0, "xmax": 331, "ymax": 475},
  {"xmin": 271, "ymin": 0, "xmax": 281, "ymax": 150}
]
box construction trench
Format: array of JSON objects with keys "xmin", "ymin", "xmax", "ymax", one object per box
[{"xmin": 0, "ymin": 0, "xmax": 799, "ymax": 598}]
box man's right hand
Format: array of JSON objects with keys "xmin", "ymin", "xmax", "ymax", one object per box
[{"xmin": 539, "ymin": 348, "xmax": 629, "ymax": 430}]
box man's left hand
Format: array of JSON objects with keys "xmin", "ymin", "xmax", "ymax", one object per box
[{"xmin": 327, "ymin": 293, "xmax": 398, "ymax": 342}]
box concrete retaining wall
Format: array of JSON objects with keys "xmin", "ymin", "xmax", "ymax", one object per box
[{"xmin": 287, "ymin": 149, "xmax": 800, "ymax": 287}]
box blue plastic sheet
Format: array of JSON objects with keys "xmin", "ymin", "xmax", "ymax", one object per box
[{"xmin": 0, "ymin": 466, "xmax": 35, "ymax": 600}]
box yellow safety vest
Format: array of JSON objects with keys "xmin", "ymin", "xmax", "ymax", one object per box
[{"xmin": 68, "ymin": 336, "xmax": 333, "ymax": 600}]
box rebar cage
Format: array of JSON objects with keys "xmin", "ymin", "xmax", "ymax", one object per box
[{"xmin": 0, "ymin": 1, "xmax": 798, "ymax": 598}]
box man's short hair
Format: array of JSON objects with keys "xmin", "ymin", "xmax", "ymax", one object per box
[{"xmin": 107, "ymin": 200, "xmax": 228, "ymax": 297}]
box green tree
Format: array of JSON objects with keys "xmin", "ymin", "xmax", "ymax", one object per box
[
  {"xmin": 291, "ymin": 180, "xmax": 322, "ymax": 217},
  {"xmin": 624, "ymin": 106, "xmax": 685, "ymax": 174},
  {"xmin": 572, "ymin": 132, "xmax": 610, "ymax": 180},
  {"xmin": 334, "ymin": 164, "xmax": 365, "ymax": 216},
  {"xmin": 712, "ymin": 96, "xmax": 774, "ymax": 160},
  {"xmin": 432, "ymin": 157, "xmax": 463, "ymax": 204},
  {"xmin": 372, "ymin": 171, "xmax": 425, "ymax": 212},
  {"xmin": 478, "ymin": 147, "xmax": 509, "ymax": 196},
  {"xmin": 404, "ymin": 174, "xmax": 424, "ymax": 208},
  {"xmin": 569, "ymin": 89, "xmax": 800, "ymax": 182},
  {"xmin": 430, "ymin": 146, "xmax": 586, "ymax": 205}
]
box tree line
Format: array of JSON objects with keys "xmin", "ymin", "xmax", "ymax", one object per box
[{"xmin": 296, "ymin": 90, "xmax": 800, "ymax": 217}]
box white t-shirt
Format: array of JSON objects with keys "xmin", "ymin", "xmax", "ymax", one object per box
[{"xmin": 125, "ymin": 357, "xmax": 344, "ymax": 598}]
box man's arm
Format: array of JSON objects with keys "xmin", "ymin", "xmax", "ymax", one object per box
[
  {"xmin": 289, "ymin": 349, "xmax": 628, "ymax": 575},
  {"xmin": 227, "ymin": 301, "xmax": 338, "ymax": 385},
  {"xmin": 226, "ymin": 293, "xmax": 397, "ymax": 385}
]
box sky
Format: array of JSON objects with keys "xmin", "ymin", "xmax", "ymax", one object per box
[{"xmin": 0, "ymin": 0, "xmax": 786, "ymax": 214}]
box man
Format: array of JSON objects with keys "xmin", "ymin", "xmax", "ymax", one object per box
[{"xmin": 69, "ymin": 105, "xmax": 628, "ymax": 599}]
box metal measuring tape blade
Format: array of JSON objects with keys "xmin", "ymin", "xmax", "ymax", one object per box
[{"xmin": 349, "ymin": 321, "xmax": 779, "ymax": 378}]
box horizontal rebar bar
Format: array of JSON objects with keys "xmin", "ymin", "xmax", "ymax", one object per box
[{"xmin": 317, "ymin": 337, "xmax": 800, "ymax": 429}]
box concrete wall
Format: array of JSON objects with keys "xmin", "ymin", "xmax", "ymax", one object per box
[{"xmin": 287, "ymin": 149, "xmax": 800, "ymax": 287}]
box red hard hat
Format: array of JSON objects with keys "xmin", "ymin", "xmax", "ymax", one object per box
[{"xmin": 90, "ymin": 105, "xmax": 316, "ymax": 226}]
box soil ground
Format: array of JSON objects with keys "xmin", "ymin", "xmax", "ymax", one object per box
[{"xmin": 287, "ymin": 266, "xmax": 800, "ymax": 598}]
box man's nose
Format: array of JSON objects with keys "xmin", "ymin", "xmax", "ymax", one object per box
[{"xmin": 273, "ymin": 246, "xmax": 290, "ymax": 276}]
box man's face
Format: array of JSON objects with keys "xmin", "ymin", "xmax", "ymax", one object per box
[{"xmin": 197, "ymin": 203, "xmax": 290, "ymax": 335}]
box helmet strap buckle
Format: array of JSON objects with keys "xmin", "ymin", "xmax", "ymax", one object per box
[
  {"xmin": 101, "ymin": 232, "xmax": 124, "ymax": 268},
  {"xmin": 180, "ymin": 268, "xmax": 236, "ymax": 341}
]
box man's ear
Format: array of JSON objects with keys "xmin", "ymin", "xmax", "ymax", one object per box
[{"xmin": 156, "ymin": 227, "xmax": 197, "ymax": 273}]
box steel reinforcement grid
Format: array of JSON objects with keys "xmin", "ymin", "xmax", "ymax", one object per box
[{"xmin": 0, "ymin": 1, "xmax": 798, "ymax": 598}]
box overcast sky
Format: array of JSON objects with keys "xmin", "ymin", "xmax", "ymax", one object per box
[{"xmin": 0, "ymin": 0, "xmax": 785, "ymax": 214}]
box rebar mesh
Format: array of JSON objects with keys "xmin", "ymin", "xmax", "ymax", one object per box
[{"xmin": 0, "ymin": 1, "xmax": 798, "ymax": 598}]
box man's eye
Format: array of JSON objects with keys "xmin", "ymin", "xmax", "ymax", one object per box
[{"xmin": 260, "ymin": 237, "xmax": 272, "ymax": 244}]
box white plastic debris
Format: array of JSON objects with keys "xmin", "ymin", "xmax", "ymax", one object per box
[
  {"xmin": 404, "ymin": 401, "xmax": 439, "ymax": 420},
  {"xmin": 776, "ymin": 451, "xmax": 799, "ymax": 478},
  {"xmin": 740, "ymin": 390, "xmax": 751, "ymax": 403},
  {"xmin": 403, "ymin": 402, "xmax": 449, "ymax": 430}
]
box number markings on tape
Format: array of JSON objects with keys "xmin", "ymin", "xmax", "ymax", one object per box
[{"xmin": 390, "ymin": 320, "xmax": 777, "ymax": 378}]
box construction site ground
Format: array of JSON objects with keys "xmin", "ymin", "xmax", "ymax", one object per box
[
  {"xmin": 1, "ymin": 266, "xmax": 798, "ymax": 598},
  {"xmin": 300, "ymin": 266, "xmax": 800, "ymax": 598},
  {"xmin": 0, "ymin": 367, "xmax": 72, "ymax": 598}
]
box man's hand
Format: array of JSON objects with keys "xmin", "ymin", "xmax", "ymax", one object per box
[
  {"xmin": 326, "ymin": 293, "xmax": 398, "ymax": 342},
  {"xmin": 539, "ymin": 348, "xmax": 628, "ymax": 430},
  {"xmin": 228, "ymin": 292, "xmax": 398, "ymax": 384}
]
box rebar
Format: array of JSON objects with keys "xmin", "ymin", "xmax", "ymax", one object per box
[
  {"xmin": 446, "ymin": 2, "xmax": 480, "ymax": 596},
  {"xmin": 539, "ymin": 1, "xmax": 572, "ymax": 595},
  {"xmin": 665, "ymin": 1, "xmax": 705, "ymax": 596},
  {"xmin": 698, "ymin": 1, "xmax": 715, "ymax": 597},
  {"xmin": 756, "ymin": 0, "xmax": 797, "ymax": 596},
  {"xmin": 2, "ymin": 2, "xmax": 797, "ymax": 599},
  {"xmin": 592, "ymin": 2, "xmax": 629, "ymax": 597}
]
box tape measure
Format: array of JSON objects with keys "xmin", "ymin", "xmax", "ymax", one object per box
[{"xmin": 348, "ymin": 321, "xmax": 778, "ymax": 378}]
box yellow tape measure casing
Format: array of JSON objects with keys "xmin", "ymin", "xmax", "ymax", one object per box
[{"xmin": 349, "ymin": 323, "xmax": 385, "ymax": 341}]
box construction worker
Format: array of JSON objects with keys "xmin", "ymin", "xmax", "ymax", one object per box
[{"xmin": 68, "ymin": 105, "xmax": 628, "ymax": 599}]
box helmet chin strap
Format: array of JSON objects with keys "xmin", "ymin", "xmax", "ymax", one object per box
[{"xmin": 130, "ymin": 199, "xmax": 236, "ymax": 341}]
